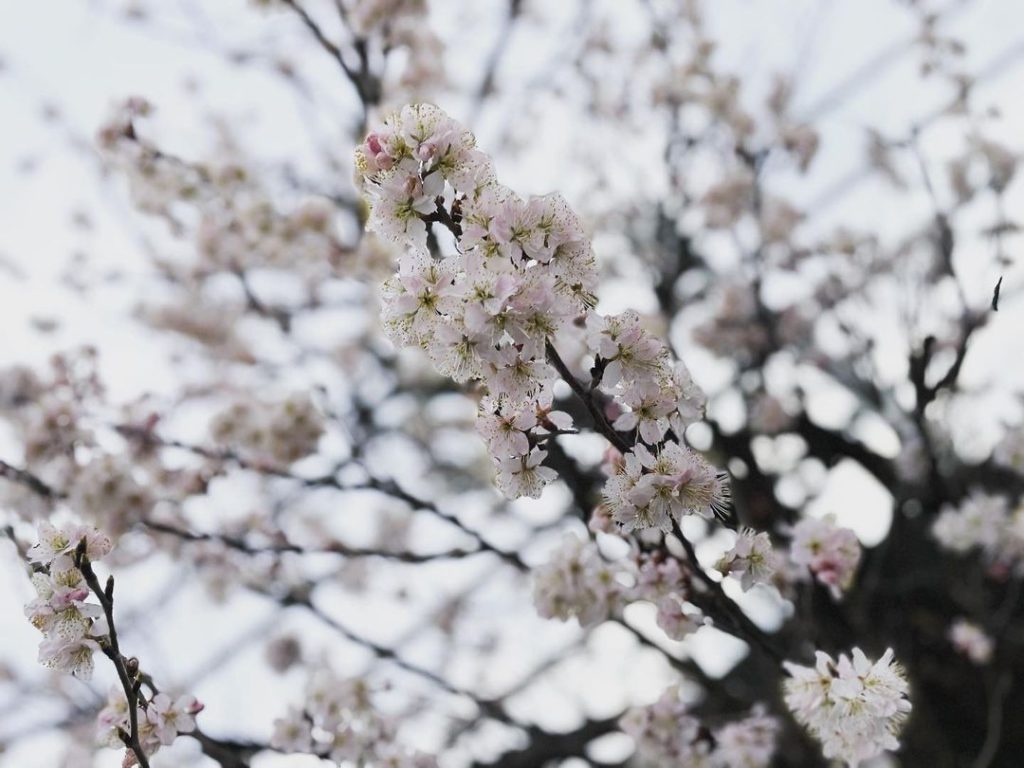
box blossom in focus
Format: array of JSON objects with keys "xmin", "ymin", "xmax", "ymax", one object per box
[
  {"xmin": 24, "ymin": 527, "xmax": 109, "ymax": 681},
  {"xmin": 354, "ymin": 104, "xmax": 713, "ymax": 507},
  {"xmin": 783, "ymin": 647, "xmax": 911, "ymax": 767},
  {"xmin": 603, "ymin": 441, "xmax": 729, "ymax": 532},
  {"xmin": 28, "ymin": 521, "xmax": 112, "ymax": 566},
  {"xmin": 716, "ymin": 528, "xmax": 776, "ymax": 591}
]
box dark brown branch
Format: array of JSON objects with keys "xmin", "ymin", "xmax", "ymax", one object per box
[
  {"xmin": 469, "ymin": 714, "xmax": 622, "ymax": 768},
  {"xmin": 188, "ymin": 731, "xmax": 255, "ymax": 768},
  {"xmin": 794, "ymin": 413, "xmax": 897, "ymax": 489},
  {"xmin": 0, "ymin": 459, "xmax": 60, "ymax": 498},
  {"xmin": 545, "ymin": 342, "xmax": 631, "ymax": 455},
  {"xmin": 75, "ymin": 546, "xmax": 150, "ymax": 768}
]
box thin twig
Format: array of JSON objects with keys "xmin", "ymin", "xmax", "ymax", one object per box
[
  {"xmin": 972, "ymin": 671, "xmax": 1012, "ymax": 768},
  {"xmin": 142, "ymin": 518, "xmax": 481, "ymax": 563},
  {"xmin": 75, "ymin": 544, "xmax": 150, "ymax": 768},
  {"xmin": 278, "ymin": 0, "xmax": 372, "ymax": 108},
  {"xmin": 545, "ymin": 342, "xmax": 630, "ymax": 455}
]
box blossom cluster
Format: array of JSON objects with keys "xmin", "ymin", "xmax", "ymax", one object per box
[
  {"xmin": 209, "ymin": 392, "xmax": 325, "ymax": 465},
  {"xmin": 0, "ymin": 353, "xmax": 165, "ymax": 536},
  {"xmin": 355, "ymin": 103, "xmax": 603, "ymax": 500},
  {"xmin": 96, "ymin": 97, "xmax": 203, "ymax": 215},
  {"xmin": 69, "ymin": 453, "xmax": 155, "ymax": 536},
  {"xmin": 347, "ymin": 0, "xmax": 426, "ymax": 37},
  {"xmin": 23, "ymin": 522, "xmax": 112, "ymax": 680},
  {"xmin": 197, "ymin": 194, "xmax": 340, "ymax": 271},
  {"xmin": 597, "ymin": 416, "xmax": 727, "ymax": 535},
  {"xmin": 531, "ymin": 536, "xmax": 707, "ymax": 642},
  {"xmin": 715, "ymin": 528, "xmax": 777, "ymax": 591},
  {"xmin": 591, "ymin": 314, "xmax": 729, "ymax": 532},
  {"xmin": 0, "ymin": 353, "xmax": 97, "ymax": 470},
  {"xmin": 631, "ymin": 550, "xmax": 702, "ymax": 641},
  {"xmin": 932, "ymin": 491, "xmax": 1024, "ymax": 569},
  {"xmin": 97, "ymin": 687, "xmax": 203, "ymax": 764},
  {"xmin": 690, "ymin": 281, "xmax": 811, "ymax": 365},
  {"xmin": 789, "ymin": 515, "xmax": 862, "ymax": 599},
  {"xmin": 99, "ymin": 98, "xmax": 343, "ymax": 275},
  {"xmin": 531, "ymin": 533, "xmax": 629, "ymax": 628},
  {"xmin": 355, "ymin": 103, "xmax": 723, "ymax": 529},
  {"xmin": 346, "ymin": 0, "xmax": 444, "ymax": 102},
  {"xmin": 24, "ymin": 521, "xmax": 203, "ymax": 764},
  {"xmin": 620, "ymin": 685, "xmax": 778, "ymax": 767},
  {"xmin": 271, "ymin": 669, "xmax": 436, "ymax": 766},
  {"xmin": 783, "ymin": 647, "xmax": 911, "ymax": 767}
]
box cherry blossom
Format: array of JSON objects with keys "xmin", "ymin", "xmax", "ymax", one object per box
[
  {"xmin": 783, "ymin": 647, "xmax": 911, "ymax": 767},
  {"xmin": 621, "ymin": 685, "xmax": 778, "ymax": 767},
  {"xmin": 949, "ymin": 619, "xmax": 994, "ymax": 665},
  {"xmin": 355, "ymin": 104, "xmax": 712, "ymax": 506},
  {"xmin": 271, "ymin": 668, "xmax": 437, "ymax": 764},
  {"xmin": 531, "ymin": 533, "xmax": 629, "ymax": 628},
  {"xmin": 27, "ymin": 521, "xmax": 112, "ymax": 567},
  {"xmin": 789, "ymin": 515, "xmax": 862, "ymax": 599},
  {"xmin": 24, "ymin": 537, "xmax": 107, "ymax": 681},
  {"xmin": 715, "ymin": 528, "xmax": 776, "ymax": 591}
]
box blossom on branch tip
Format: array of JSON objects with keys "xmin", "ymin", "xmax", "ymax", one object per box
[
  {"xmin": 355, "ymin": 103, "xmax": 715, "ymax": 510},
  {"xmin": 24, "ymin": 526, "xmax": 109, "ymax": 681},
  {"xmin": 603, "ymin": 440, "xmax": 729, "ymax": 532},
  {"xmin": 28, "ymin": 521, "xmax": 112, "ymax": 566}
]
